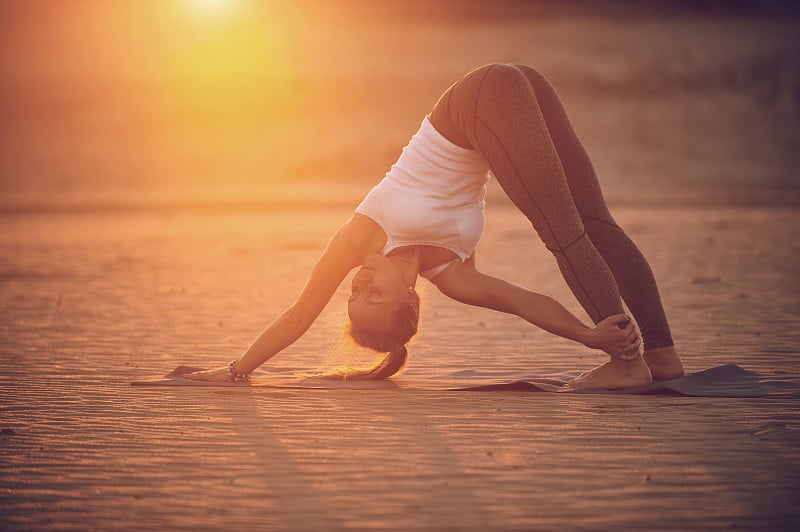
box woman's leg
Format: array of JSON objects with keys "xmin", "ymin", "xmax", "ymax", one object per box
[
  {"xmin": 512, "ymin": 65, "xmax": 682, "ymax": 380},
  {"xmin": 432, "ymin": 64, "xmax": 652, "ymax": 388},
  {"xmin": 441, "ymin": 64, "xmax": 625, "ymax": 323},
  {"xmin": 512, "ymin": 67, "xmax": 677, "ymax": 338},
  {"xmin": 431, "ymin": 64, "xmax": 681, "ymax": 382}
]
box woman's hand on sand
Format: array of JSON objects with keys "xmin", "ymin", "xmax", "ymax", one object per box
[
  {"xmin": 183, "ymin": 367, "xmax": 231, "ymax": 382},
  {"xmin": 585, "ymin": 314, "xmax": 641, "ymax": 360}
]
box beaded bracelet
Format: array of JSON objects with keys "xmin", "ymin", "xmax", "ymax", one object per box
[{"xmin": 227, "ymin": 359, "xmax": 251, "ymax": 382}]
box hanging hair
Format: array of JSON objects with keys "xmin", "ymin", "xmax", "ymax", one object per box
[{"xmin": 327, "ymin": 290, "xmax": 420, "ymax": 380}]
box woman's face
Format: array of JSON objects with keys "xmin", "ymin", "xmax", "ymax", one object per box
[{"xmin": 347, "ymin": 253, "xmax": 410, "ymax": 332}]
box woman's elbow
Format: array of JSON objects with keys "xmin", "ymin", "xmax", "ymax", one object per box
[{"xmin": 281, "ymin": 304, "xmax": 314, "ymax": 330}]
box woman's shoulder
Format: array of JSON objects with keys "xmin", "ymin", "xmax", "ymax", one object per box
[
  {"xmin": 335, "ymin": 213, "xmax": 387, "ymax": 255},
  {"xmin": 349, "ymin": 212, "xmax": 385, "ymax": 238},
  {"xmin": 311, "ymin": 214, "xmax": 386, "ymax": 272}
]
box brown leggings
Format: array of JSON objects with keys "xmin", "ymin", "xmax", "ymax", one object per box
[{"xmin": 429, "ymin": 63, "xmax": 673, "ymax": 350}]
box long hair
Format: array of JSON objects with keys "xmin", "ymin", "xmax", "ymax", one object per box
[{"xmin": 328, "ymin": 290, "xmax": 420, "ymax": 380}]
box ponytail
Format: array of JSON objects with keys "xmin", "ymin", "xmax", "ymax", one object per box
[{"xmin": 328, "ymin": 345, "xmax": 408, "ymax": 381}]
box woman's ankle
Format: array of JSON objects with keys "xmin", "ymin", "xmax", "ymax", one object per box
[{"xmin": 643, "ymin": 345, "xmax": 684, "ymax": 381}]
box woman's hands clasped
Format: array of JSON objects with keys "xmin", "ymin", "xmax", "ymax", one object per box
[{"xmin": 584, "ymin": 314, "xmax": 641, "ymax": 360}]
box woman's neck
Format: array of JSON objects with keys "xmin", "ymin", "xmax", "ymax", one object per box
[{"xmin": 386, "ymin": 246, "xmax": 420, "ymax": 288}]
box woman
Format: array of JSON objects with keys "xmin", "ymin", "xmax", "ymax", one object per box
[{"xmin": 186, "ymin": 63, "xmax": 684, "ymax": 389}]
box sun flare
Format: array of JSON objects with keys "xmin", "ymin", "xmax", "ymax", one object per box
[
  {"xmin": 192, "ymin": 0, "xmax": 232, "ymax": 11},
  {"xmin": 187, "ymin": 0, "xmax": 238, "ymax": 18}
]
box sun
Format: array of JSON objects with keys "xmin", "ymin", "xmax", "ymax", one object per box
[
  {"xmin": 188, "ymin": 0, "xmax": 236, "ymax": 16},
  {"xmin": 181, "ymin": 0, "xmax": 244, "ymax": 27}
]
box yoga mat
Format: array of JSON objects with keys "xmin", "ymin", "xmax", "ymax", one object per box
[{"xmin": 131, "ymin": 364, "xmax": 799, "ymax": 398}]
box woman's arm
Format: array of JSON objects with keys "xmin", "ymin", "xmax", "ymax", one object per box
[
  {"xmin": 185, "ymin": 215, "xmax": 377, "ymax": 380},
  {"xmin": 432, "ymin": 255, "xmax": 640, "ymax": 358}
]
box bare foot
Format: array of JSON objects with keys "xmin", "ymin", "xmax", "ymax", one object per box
[
  {"xmin": 567, "ymin": 356, "xmax": 653, "ymax": 390},
  {"xmin": 643, "ymin": 346, "xmax": 684, "ymax": 382}
]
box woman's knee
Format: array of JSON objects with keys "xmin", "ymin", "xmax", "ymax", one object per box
[
  {"xmin": 481, "ymin": 63, "xmax": 529, "ymax": 90},
  {"xmin": 512, "ymin": 64, "xmax": 543, "ymax": 79},
  {"xmin": 473, "ymin": 63, "xmax": 535, "ymax": 115},
  {"xmin": 512, "ymin": 64, "xmax": 555, "ymax": 93}
]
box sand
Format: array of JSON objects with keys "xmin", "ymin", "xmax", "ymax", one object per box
[
  {"xmin": 1, "ymin": 202, "xmax": 799, "ymax": 530},
  {"xmin": 2, "ymin": 2, "xmax": 800, "ymax": 530}
]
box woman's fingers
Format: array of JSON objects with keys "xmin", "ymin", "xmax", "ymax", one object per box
[
  {"xmin": 621, "ymin": 335, "xmax": 642, "ymax": 359},
  {"xmin": 595, "ymin": 315, "xmax": 643, "ymax": 359},
  {"xmin": 183, "ymin": 367, "xmax": 229, "ymax": 381},
  {"xmin": 601, "ymin": 313, "xmax": 630, "ymax": 329},
  {"xmin": 616, "ymin": 346, "xmax": 639, "ymax": 360},
  {"xmin": 623, "ymin": 321, "xmax": 636, "ymax": 336},
  {"xmin": 619, "ymin": 319, "xmax": 640, "ymax": 353},
  {"xmin": 627, "ymin": 337, "xmax": 642, "ymax": 357},
  {"xmin": 606, "ymin": 326, "xmax": 640, "ymax": 359}
]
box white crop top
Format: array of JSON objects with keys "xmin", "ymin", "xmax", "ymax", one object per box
[{"xmin": 355, "ymin": 117, "xmax": 490, "ymax": 279}]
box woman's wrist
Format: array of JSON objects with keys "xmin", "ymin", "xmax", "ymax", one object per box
[
  {"xmin": 227, "ymin": 359, "xmax": 251, "ymax": 381},
  {"xmin": 235, "ymin": 351, "xmax": 261, "ymax": 375},
  {"xmin": 576, "ymin": 325, "xmax": 595, "ymax": 349}
]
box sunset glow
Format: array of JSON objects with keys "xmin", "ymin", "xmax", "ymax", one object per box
[
  {"xmin": 188, "ymin": 0, "xmax": 236, "ymax": 17},
  {"xmin": 2, "ymin": 0, "xmax": 799, "ymax": 530}
]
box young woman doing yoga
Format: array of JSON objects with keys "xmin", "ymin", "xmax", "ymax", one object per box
[{"xmin": 186, "ymin": 63, "xmax": 684, "ymax": 389}]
